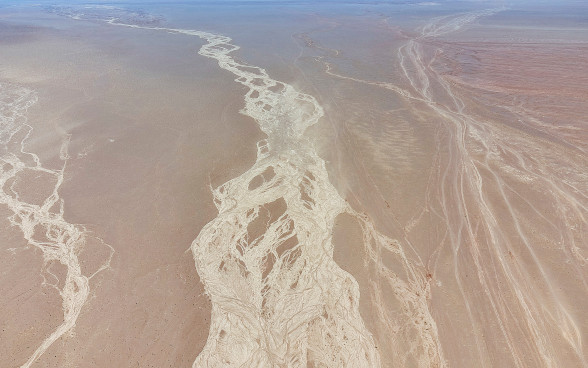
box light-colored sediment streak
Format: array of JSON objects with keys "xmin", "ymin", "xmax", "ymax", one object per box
[
  {"xmin": 102, "ymin": 19, "xmax": 384, "ymax": 367},
  {"xmin": 399, "ymin": 10, "xmax": 587, "ymax": 368},
  {"xmin": 106, "ymin": 13, "xmax": 457, "ymax": 367},
  {"xmin": 52, "ymin": 6, "xmax": 587, "ymax": 367},
  {"xmin": 187, "ymin": 30, "xmax": 382, "ymax": 368},
  {"xmin": 315, "ymin": 8, "xmax": 587, "ymax": 368},
  {"xmin": 1, "ymin": 84, "xmax": 113, "ymax": 368}
]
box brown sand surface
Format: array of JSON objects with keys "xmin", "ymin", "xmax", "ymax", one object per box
[
  {"xmin": 1, "ymin": 3, "xmax": 587, "ymax": 368},
  {"xmin": 0, "ymin": 210, "xmax": 64, "ymax": 367},
  {"xmin": 312, "ymin": 7, "xmax": 588, "ymax": 368},
  {"xmin": 0, "ymin": 8, "xmax": 263, "ymax": 367}
]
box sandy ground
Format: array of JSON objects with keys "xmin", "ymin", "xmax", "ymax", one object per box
[
  {"xmin": 0, "ymin": 9, "xmax": 263, "ymax": 367},
  {"xmin": 312, "ymin": 6, "xmax": 588, "ymax": 368},
  {"xmin": 1, "ymin": 2, "xmax": 587, "ymax": 368}
]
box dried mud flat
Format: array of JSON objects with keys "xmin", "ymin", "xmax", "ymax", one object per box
[{"xmin": 1, "ymin": 3, "xmax": 587, "ymax": 368}]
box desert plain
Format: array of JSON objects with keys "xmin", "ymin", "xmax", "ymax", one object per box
[{"xmin": 0, "ymin": 1, "xmax": 587, "ymax": 367}]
